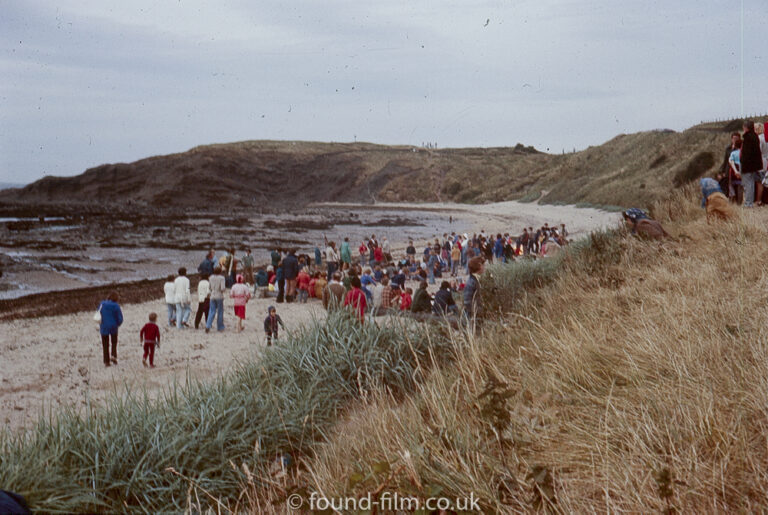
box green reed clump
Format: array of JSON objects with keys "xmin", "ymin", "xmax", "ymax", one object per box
[
  {"xmin": 481, "ymin": 256, "xmax": 562, "ymax": 316},
  {"xmin": 0, "ymin": 310, "xmax": 450, "ymax": 513},
  {"xmin": 480, "ymin": 228, "xmax": 625, "ymax": 317}
]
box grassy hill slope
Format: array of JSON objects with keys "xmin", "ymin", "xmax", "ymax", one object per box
[
  {"xmin": 3, "ymin": 118, "xmax": 759, "ymax": 211},
  {"xmin": 265, "ymin": 190, "xmax": 768, "ymax": 512}
]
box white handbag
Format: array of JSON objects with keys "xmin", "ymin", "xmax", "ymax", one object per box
[{"xmin": 93, "ymin": 304, "xmax": 102, "ymax": 323}]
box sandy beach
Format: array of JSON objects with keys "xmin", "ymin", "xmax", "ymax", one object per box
[
  {"xmin": 0, "ymin": 201, "xmax": 620, "ymax": 433},
  {"xmin": 0, "ymin": 293, "xmax": 327, "ymax": 432}
]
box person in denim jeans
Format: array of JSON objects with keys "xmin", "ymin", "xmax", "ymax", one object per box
[
  {"xmin": 206, "ymin": 266, "xmax": 226, "ymax": 332},
  {"xmin": 173, "ymin": 267, "xmax": 191, "ymax": 329}
]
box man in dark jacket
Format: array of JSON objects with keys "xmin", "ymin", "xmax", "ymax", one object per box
[
  {"xmin": 741, "ymin": 120, "xmax": 764, "ymax": 207},
  {"xmin": 410, "ymin": 280, "xmax": 432, "ymax": 313},
  {"xmin": 282, "ymin": 250, "xmax": 299, "ymax": 302}
]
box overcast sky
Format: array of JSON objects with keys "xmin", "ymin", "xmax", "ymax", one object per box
[{"xmin": 1, "ymin": 0, "xmax": 767, "ymax": 184}]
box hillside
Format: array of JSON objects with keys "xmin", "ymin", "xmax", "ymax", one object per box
[{"xmin": 1, "ymin": 118, "xmax": 758, "ymax": 211}]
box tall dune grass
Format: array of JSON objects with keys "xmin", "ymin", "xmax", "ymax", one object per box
[
  {"xmin": 261, "ymin": 201, "xmax": 768, "ymax": 512},
  {"xmin": 0, "ymin": 311, "xmax": 450, "ymax": 512}
]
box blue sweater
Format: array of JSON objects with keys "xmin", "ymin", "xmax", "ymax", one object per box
[{"xmin": 99, "ymin": 300, "xmax": 123, "ymax": 336}]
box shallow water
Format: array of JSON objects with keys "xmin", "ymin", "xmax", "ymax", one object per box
[
  {"xmin": 0, "ymin": 202, "xmax": 617, "ymax": 300},
  {"xmin": 0, "ymin": 206, "xmax": 474, "ymax": 299}
]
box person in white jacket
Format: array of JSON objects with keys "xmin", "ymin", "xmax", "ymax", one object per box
[
  {"xmin": 163, "ymin": 275, "xmax": 176, "ymax": 327},
  {"xmin": 173, "ymin": 267, "xmax": 191, "ymax": 329}
]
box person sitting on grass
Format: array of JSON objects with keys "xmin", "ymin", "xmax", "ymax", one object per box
[
  {"xmin": 433, "ymin": 280, "xmax": 458, "ymax": 316},
  {"xmin": 140, "ymin": 312, "xmax": 160, "ymax": 368},
  {"xmin": 264, "ymin": 306, "xmax": 284, "ymax": 346},
  {"xmin": 410, "ymin": 280, "xmax": 432, "ymax": 314}
]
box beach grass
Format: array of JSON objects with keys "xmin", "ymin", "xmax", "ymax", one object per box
[
  {"xmin": 244, "ymin": 191, "xmax": 768, "ymax": 512},
  {"xmin": 0, "ymin": 310, "xmax": 451, "ymax": 512}
]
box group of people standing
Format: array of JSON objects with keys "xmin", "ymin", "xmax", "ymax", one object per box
[
  {"xmin": 717, "ymin": 120, "xmax": 768, "ymax": 208},
  {"xmin": 95, "ymin": 223, "xmax": 572, "ymax": 368}
]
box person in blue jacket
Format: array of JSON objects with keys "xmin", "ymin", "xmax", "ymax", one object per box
[{"xmin": 98, "ymin": 291, "xmax": 123, "ymax": 367}]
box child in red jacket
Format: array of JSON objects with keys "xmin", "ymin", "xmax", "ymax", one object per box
[
  {"xmin": 140, "ymin": 312, "xmax": 160, "ymax": 368},
  {"xmin": 297, "ymin": 268, "xmax": 311, "ymax": 303}
]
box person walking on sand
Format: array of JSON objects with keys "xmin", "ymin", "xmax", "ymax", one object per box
[
  {"xmin": 194, "ymin": 273, "xmax": 210, "ymax": 329},
  {"xmin": 163, "ymin": 274, "xmax": 176, "ymax": 327},
  {"xmin": 344, "ymin": 276, "xmax": 367, "ymax": 322},
  {"xmin": 98, "ymin": 291, "xmax": 123, "ymax": 367},
  {"xmin": 174, "ymin": 267, "xmax": 191, "ymax": 329},
  {"xmin": 264, "ymin": 306, "xmax": 284, "ymax": 346},
  {"xmin": 230, "ymin": 274, "xmax": 251, "ymax": 332},
  {"xmin": 140, "ymin": 312, "xmax": 160, "ymax": 368},
  {"xmin": 206, "ymin": 266, "xmax": 226, "ymax": 333}
]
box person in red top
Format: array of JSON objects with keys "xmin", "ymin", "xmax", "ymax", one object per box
[
  {"xmin": 400, "ymin": 287, "xmax": 413, "ymax": 311},
  {"xmin": 140, "ymin": 312, "xmax": 161, "ymax": 368},
  {"xmin": 358, "ymin": 241, "xmax": 368, "ymax": 265},
  {"xmin": 373, "ymin": 245, "xmax": 384, "ymax": 264},
  {"xmin": 296, "ymin": 268, "xmax": 311, "ymax": 303},
  {"xmin": 344, "ymin": 276, "xmax": 367, "ymax": 322}
]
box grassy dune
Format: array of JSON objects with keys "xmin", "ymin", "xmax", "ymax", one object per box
[
  {"xmin": 246, "ymin": 187, "xmax": 768, "ymax": 512},
  {"xmin": 4, "ymin": 184, "xmax": 768, "ymax": 512}
]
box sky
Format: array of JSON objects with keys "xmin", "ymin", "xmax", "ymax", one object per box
[{"xmin": 1, "ymin": 0, "xmax": 767, "ymax": 184}]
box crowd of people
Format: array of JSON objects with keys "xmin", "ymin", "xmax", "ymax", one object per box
[{"xmin": 95, "ymin": 224, "xmax": 572, "ymax": 368}]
